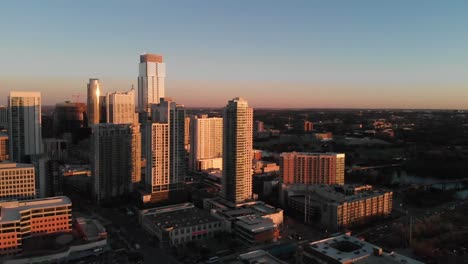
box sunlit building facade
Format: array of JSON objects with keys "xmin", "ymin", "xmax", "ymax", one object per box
[
  {"xmin": 87, "ymin": 79, "xmax": 101, "ymax": 126},
  {"xmin": 189, "ymin": 115, "xmax": 223, "ymax": 171}
]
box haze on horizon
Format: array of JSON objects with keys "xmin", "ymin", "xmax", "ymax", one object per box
[{"xmin": 1, "ymin": 1, "xmax": 467, "ymax": 109}]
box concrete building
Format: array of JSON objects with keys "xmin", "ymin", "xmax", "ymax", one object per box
[
  {"xmin": 280, "ymin": 152, "xmax": 345, "ymax": 185},
  {"xmin": 222, "ymin": 97, "xmax": 253, "ymax": 204},
  {"xmin": 0, "ymin": 132, "xmax": 8, "ymax": 161},
  {"xmin": 144, "ymin": 123, "xmax": 169, "ymax": 194},
  {"xmin": 0, "ymin": 105, "xmax": 8, "ymax": 129},
  {"xmin": 283, "ymin": 184, "xmax": 392, "ymax": 230},
  {"xmin": 138, "ymin": 54, "xmax": 166, "ymax": 115},
  {"xmin": 254, "ymin": 120, "xmax": 265, "ymax": 137},
  {"xmin": 31, "ymin": 155, "xmax": 63, "ymax": 198},
  {"xmin": 139, "ymin": 203, "xmax": 223, "ymax": 248},
  {"xmin": 0, "ymin": 196, "xmax": 72, "ymax": 256},
  {"xmin": 91, "ymin": 124, "xmax": 141, "ymax": 203},
  {"xmin": 300, "ymin": 234, "xmax": 423, "ymax": 264},
  {"xmin": 53, "ymin": 101, "xmax": 86, "ymax": 138},
  {"xmin": 303, "ymin": 121, "xmax": 313, "ymax": 132},
  {"xmin": 87, "ymin": 79, "xmax": 101, "ymax": 126},
  {"xmin": 151, "ymin": 98, "xmax": 186, "ymax": 191},
  {"xmin": 42, "ymin": 138, "xmax": 68, "ymax": 161},
  {"xmin": 106, "ymin": 88, "xmax": 137, "ymax": 124},
  {"xmin": 0, "ymin": 162, "xmax": 36, "ymax": 201},
  {"xmin": 8, "ymin": 91, "xmax": 43, "ymax": 163},
  {"xmin": 189, "ymin": 115, "xmax": 223, "ymax": 171},
  {"xmin": 236, "ymin": 250, "xmax": 287, "ymax": 264},
  {"xmin": 184, "ymin": 116, "xmax": 190, "ymax": 151}
]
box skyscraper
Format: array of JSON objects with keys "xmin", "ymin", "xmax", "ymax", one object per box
[
  {"xmin": 151, "ymin": 98, "xmax": 186, "ymax": 190},
  {"xmin": 280, "ymin": 152, "xmax": 345, "ymax": 185},
  {"xmin": 87, "ymin": 78, "xmax": 101, "ymax": 126},
  {"xmin": 145, "ymin": 123, "xmax": 169, "ymax": 194},
  {"xmin": 106, "ymin": 88, "xmax": 137, "ymax": 124},
  {"xmin": 222, "ymin": 97, "xmax": 253, "ymax": 204},
  {"xmin": 8, "ymin": 91, "xmax": 43, "ymax": 163},
  {"xmin": 189, "ymin": 115, "xmax": 223, "ymax": 171},
  {"xmin": 91, "ymin": 123, "xmax": 141, "ymax": 203},
  {"xmin": 138, "ymin": 54, "xmax": 166, "ymax": 115},
  {"xmin": 0, "ymin": 105, "xmax": 7, "ymax": 129}
]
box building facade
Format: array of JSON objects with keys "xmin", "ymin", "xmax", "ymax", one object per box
[
  {"xmin": 87, "ymin": 79, "xmax": 101, "ymax": 126},
  {"xmin": 0, "ymin": 162, "xmax": 36, "ymax": 201},
  {"xmin": 91, "ymin": 124, "xmax": 141, "ymax": 202},
  {"xmin": 151, "ymin": 98, "xmax": 186, "ymax": 190},
  {"xmin": 8, "ymin": 91, "xmax": 43, "ymax": 163},
  {"xmin": 53, "ymin": 101, "xmax": 86, "ymax": 138},
  {"xmin": 0, "ymin": 105, "xmax": 8, "ymax": 129},
  {"xmin": 106, "ymin": 88, "xmax": 137, "ymax": 124},
  {"xmin": 222, "ymin": 97, "xmax": 253, "ymax": 204},
  {"xmin": 138, "ymin": 54, "xmax": 166, "ymax": 115},
  {"xmin": 0, "ymin": 197, "xmax": 72, "ymax": 256},
  {"xmin": 145, "ymin": 123, "xmax": 170, "ymax": 194},
  {"xmin": 0, "ymin": 132, "xmax": 8, "ymax": 161},
  {"xmin": 280, "ymin": 152, "xmax": 345, "ymax": 185},
  {"xmin": 189, "ymin": 115, "xmax": 223, "ymax": 171}
]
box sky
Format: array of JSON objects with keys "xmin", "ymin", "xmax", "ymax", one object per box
[{"xmin": 1, "ymin": 0, "xmax": 468, "ymax": 109}]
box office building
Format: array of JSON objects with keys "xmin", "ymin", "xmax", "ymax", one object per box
[
  {"xmin": 280, "ymin": 152, "xmax": 345, "ymax": 185},
  {"xmin": 0, "ymin": 196, "xmax": 72, "ymax": 256},
  {"xmin": 0, "ymin": 162, "xmax": 36, "ymax": 201},
  {"xmin": 8, "ymin": 91, "xmax": 43, "ymax": 163},
  {"xmin": 138, "ymin": 54, "xmax": 166, "ymax": 115},
  {"xmin": 0, "ymin": 132, "xmax": 8, "ymax": 161},
  {"xmin": 0, "ymin": 105, "xmax": 7, "ymax": 129},
  {"xmin": 87, "ymin": 79, "xmax": 101, "ymax": 126},
  {"xmin": 283, "ymin": 184, "xmax": 392, "ymax": 230},
  {"xmin": 301, "ymin": 234, "xmax": 423, "ymax": 264},
  {"xmin": 53, "ymin": 101, "xmax": 86, "ymax": 138},
  {"xmin": 143, "ymin": 123, "xmax": 170, "ymax": 202},
  {"xmin": 151, "ymin": 98, "xmax": 186, "ymax": 190},
  {"xmin": 31, "ymin": 155, "xmax": 63, "ymax": 198},
  {"xmin": 106, "ymin": 88, "xmax": 137, "ymax": 124},
  {"xmin": 189, "ymin": 115, "xmax": 223, "ymax": 171},
  {"xmin": 222, "ymin": 97, "xmax": 253, "ymax": 204},
  {"xmin": 139, "ymin": 203, "xmax": 223, "ymax": 248},
  {"xmin": 91, "ymin": 124, "xmax": 141, "ymax": 203}
]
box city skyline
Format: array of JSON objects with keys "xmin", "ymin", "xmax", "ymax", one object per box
[{"xmin": 1, "ymin": 1, "xmax": 468, "ymax": 109}]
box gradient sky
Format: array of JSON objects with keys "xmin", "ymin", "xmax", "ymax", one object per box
[{"xmin": 1, "ymin": 0, "xmax": 468, "ymax": 109}]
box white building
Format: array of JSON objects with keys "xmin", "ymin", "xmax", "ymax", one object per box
[
  {"xmin": 8, "ymin": 91, "xmax": 43, "ymax": 163},
  {"xmin": 138, "ymin": 54, "xmax": 166, "ymax": 114},
  {"xmin": 145, "ymin": 123, "xmax": 170, "ymax": 193},
  {"xmin": 87, "ymin": 79, "xmax": 101, "ymax": 126},
  {"xmin": 189, "ymin": 115, "xmax": 223, "ymax": 171},
  {"xmin": 222, "ymin": 97, "xmax": 253, "ymax": 204},
  {"xmin": 106, "ymin": 88, "xmax": 137, "ymax": 124}
]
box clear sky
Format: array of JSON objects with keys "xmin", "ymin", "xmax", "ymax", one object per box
[{"xmin": 1, "ymin": 0, "xmax": 467, "ymax": 109}]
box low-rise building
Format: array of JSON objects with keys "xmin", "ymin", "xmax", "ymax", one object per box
[
  {"xmin": 300, "ymin": 234, "xmax": 423, "ymax": 264},
  {"xmin": 0, "ymin": 196, "xmax": 72, "ymax": 256},
  {"xmin": 139, "ymin": 203, "xmax": 224, "ymax": 248},
  {"xmin": 0, "ymin": 132, "xmax": 8, "ymax": 161},
  {"xmin": 234, "ymin": 250, "xmax": 286, "ymax": 264},
  {"xmin": 0, "ymin": 162, "xmax": 36, "ymax": 201}
]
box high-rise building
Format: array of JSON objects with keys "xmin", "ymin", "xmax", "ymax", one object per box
[
  {"xmin": 87, "ymin": 79, "xmax": 101, "ymax": 126},
  {"xmin": 189, "ymin": 115, "xmax": 223, "ymax": 171},
  {"xmin": 145, "ymin": 123, "xmax": 169, "ymax": 193},
  {"xmin": 280, "ymin": 152, "xmax": 345, "ymax": 185},
  {"xmin": 184, "ymin": 116, "xmax": 190, "ymax": 151},
  {"xmin": 0, "ymin": 132, "xmax": 8, "ymax": 161},
  {"xmin": 222, "ymin": 97, "xmax": 253, "ymax": 204},
  {"xmin": 254, "ymin": 120, "xmax": 265, "ymax": 136},
  {"xmin": 303, "ymin": 121, "xmax": 314, "ymax": 132},
  {"xmin": 0, "ymin": 105, "xmax": 7, "ymax": 129},
  {"xmin": 53, "ymin": 101, "xmax": 87, "ymax": 138},
  {"xmin": 0, "ymin": 196, "xmax": 72, "ymax": 256},
  {"xmin": 8, "ymin": 91, "xmax": 43, "ymax": 163},
  {"xmin": 151, "ymin": 98, "xmax": 186, "ymax": 190},
  {"xmin": 31, "ymin": 155, "xmax": 63, "ymax": 198},
  {"xmin": 106, "ymin": 88, "xmax": 137, "ymax": 124},
  {"xmin": 91, "ymin": 124, "xmax": 141, "ymax": 203},
  {"xmin": 138, "ymin": 54, "xmax": 166, "ymax": 115},
  {"xmin": 0, "ymin": 162, "xmax": 36, "ymax": 200}
]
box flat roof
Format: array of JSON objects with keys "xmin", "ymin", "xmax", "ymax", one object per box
[
  {"xmin": 0, "ymin": 196, "xmax": 72, "ymax": 223},
  {"xmin": 235, "ymin": 215, "xmax": 276, "ymax": 233},
  {"xmin": 238, "ymin": 250, "xmax": 286, "ymax": 264},
  {"xmin": 144, "ymin": 203, "xmax": 220, "ymax": 229},
  {"xmin": 306, "ymin": 235, "xmax": 423, "ymax": 264},
  {"xmin": 0, "ymin": 162, "xmax": 34, "ymax": 169}
]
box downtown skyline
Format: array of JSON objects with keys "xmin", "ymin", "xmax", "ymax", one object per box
[{"xmin": 1, "ymin": 1, "xmax": 468, "ymax": 109}]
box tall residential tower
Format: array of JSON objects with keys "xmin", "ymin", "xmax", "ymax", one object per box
[
  {"xmin": 106, "ymin": 88, "xmax": 137, "ymax": 124},
  {"xmin": 138, "ymin": 54, "xmax": 166, "ymax": 116},
  {"xmin": 189, "ymin": 115, "xmax": 223, "ymax": 171},
  {"xmin": 87, "ymin": 78, "xmax": 101, "ymax": 126},
  {"xmin": 222, "ymin": 97, "xmax": 253, "ymax": 204}
]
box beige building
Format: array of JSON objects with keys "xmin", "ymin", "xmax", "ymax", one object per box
[
  {"xmin": 145, "ymin": 123, "xmax": 170, "ymax": 194},
  {"xmin": 87, "ymin": 79, "xmax": 101, "ymax": 126},
  {"xmin": 91, "ymin": 124, "xmax": 141, "ymax": 203},
  {"xmin": 184, "ymin": 116, "xmax": 190, "ymax": 151},
  {"xmin": 106, "ymin": 88, "xmax": 137, "ymax": 124},
  {"xmin": 281, "ymin": 152, "xmax": 345, "ymax": 185},
  {"xmin": 0, "ymin": 162, "xmax": 36, "ymax": 201},
  {"xmin": 222, "ymin": 97, "xmax": 253, "ymax": 204},
  {"xmin": 189, "ymin": 115, "xmax": 223, "ymax": 171}
]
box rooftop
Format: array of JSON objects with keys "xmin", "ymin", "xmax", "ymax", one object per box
[
  {"xmin": 0, "ymin": 196, "xmax": 72, "ymax": 223},
  {"xmin": 0, "ymin": 162, "xmax": 34, "ymax": 169},
  {"xmin": 237, "ymin": 250, "xmax": 286, "ymax": 264},
  {"xmin": 306, "ymin": 235, "xmax": 423, "ymax": 264},
  {"xmin": 235, "ymin": 215, "xmax": 276, "ymax": 233}
]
